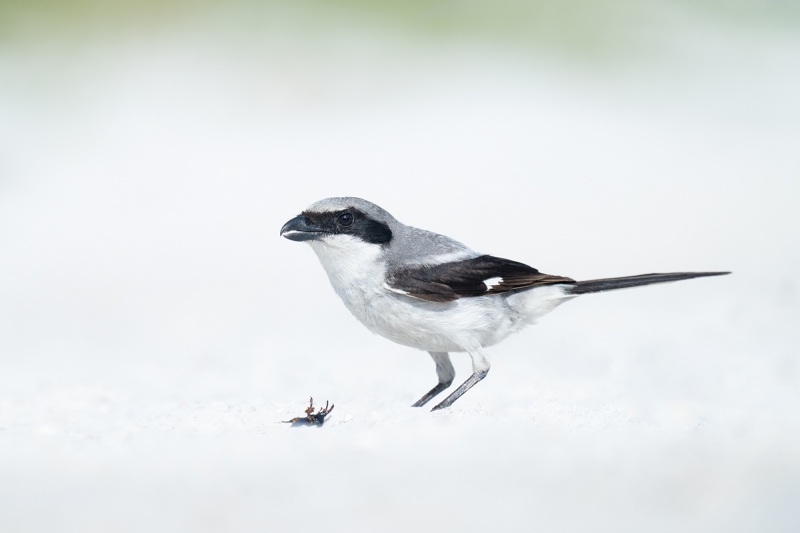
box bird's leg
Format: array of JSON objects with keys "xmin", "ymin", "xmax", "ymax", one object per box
[
  {"xmin": 411, "ymin": 352, "xmax": 455, "ymax": 407},
  {"xmin": 412, "ymin": 383, "xmax": 450, "ymax": 408},
  {"xmin": 431, "ymin": 348, "xmax": 490, "ymax": 411}
]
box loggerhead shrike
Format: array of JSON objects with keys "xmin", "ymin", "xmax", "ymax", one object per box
[{"xmin": 280, "ymin": 197, "xmax": 729, "ymax": 411}]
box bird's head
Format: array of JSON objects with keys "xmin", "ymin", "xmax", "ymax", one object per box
[{"xmin": 280, "ymin": 197, "xmax": 394, "ymax": 247}]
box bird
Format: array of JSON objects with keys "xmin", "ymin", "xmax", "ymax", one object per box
[{"xmin": 280, "ymin": 197, "xmax": 729, "ymax": 411}]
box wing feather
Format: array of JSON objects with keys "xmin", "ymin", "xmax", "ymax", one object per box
[{"xmin": 386, "ymin": 255, "xmax": 575, "ymax": 302}]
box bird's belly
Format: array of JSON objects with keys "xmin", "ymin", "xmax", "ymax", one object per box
[{"xmin": 344, "ymin": 291, "xmax": 517, "ymax": 353}]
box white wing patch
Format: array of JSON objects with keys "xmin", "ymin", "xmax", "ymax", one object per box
[
  {"xmin": 483, "ymin": 276, "xmax": 503, "ymax": 290},
  {"xmin": 383, "ymin": 282, "xmax": 410, "ymax": 296}
]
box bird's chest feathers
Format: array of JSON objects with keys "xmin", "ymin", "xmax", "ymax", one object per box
[{"xmin": 309, "ymin": 237, "xmax": 387, "ymax": 307}]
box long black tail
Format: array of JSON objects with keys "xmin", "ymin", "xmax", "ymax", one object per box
[{"xmin": 568, "ymin": 271, "xmax": 730, "ymax": 295}]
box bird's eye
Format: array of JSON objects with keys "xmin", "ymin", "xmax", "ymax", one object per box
[{"xmin": 337, "ymin": 212, "xmax": 354, "ymax": 227}]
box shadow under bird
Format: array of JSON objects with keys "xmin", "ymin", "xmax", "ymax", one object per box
[{"xmin": 280, "ymin": 197, "xmax": 729, "ymax": 411}]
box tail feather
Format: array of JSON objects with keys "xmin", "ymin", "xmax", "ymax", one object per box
[{"xmin": 568, "ymin": 271, "xmax": 730, "ymax": 295}]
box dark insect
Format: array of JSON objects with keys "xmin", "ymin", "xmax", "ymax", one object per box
[{"xmin": 283, "ymin": 397, "xmax": 334, "ymax": 427}]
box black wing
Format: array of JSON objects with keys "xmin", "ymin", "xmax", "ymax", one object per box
[{"xmin": 386, "ymin": 255, "xmax": 575, "ymax": 303}]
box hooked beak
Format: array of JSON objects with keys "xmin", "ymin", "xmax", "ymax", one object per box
[{"xmin": 280, "ymin": 215, "xmax": 325, "ymax": 242}]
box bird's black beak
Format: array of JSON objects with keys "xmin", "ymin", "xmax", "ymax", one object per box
[{"xmin": 280, "ymin": 215, "xmax": 325, "ymax": 242}]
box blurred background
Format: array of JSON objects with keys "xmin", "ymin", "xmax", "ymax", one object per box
[{"xmin": 1, "ymin": 1, "xmax": 799, "ymax": 532}]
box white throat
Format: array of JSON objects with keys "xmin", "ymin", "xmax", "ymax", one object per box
[{"xmin": 308, "ymin": 236, "xmax": 386, "ymax": 296}]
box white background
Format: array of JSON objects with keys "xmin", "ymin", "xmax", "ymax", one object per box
[{"xmin": 1, "ymin": 2, "xmax": 799, "ymax": 531}]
